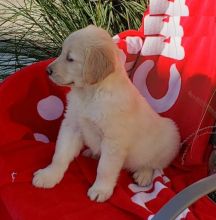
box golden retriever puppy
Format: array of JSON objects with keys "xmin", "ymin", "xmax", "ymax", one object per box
[{"xmin": 32, "ymin": 25, "xmax": 180, "ymax": 202}]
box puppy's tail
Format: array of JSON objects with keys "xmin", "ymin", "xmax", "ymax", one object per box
[{"xmin": 155, "ymin": 118, "xmax": 181, "ymax": 169}]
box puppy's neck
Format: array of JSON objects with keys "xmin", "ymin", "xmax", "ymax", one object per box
[
  {"xmin": 72, "ymin": 83, "xmax": 99, "ymax": 99},
  {"xmin": 73, "ymin": 66, "xmax": 128, "ymax": 99}
]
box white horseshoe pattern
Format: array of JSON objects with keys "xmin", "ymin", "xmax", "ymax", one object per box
[{"xmin": 133, "ymin": 60, "xmax": 181, "ymax": 113}]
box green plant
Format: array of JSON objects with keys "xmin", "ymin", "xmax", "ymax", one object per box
[{"xmin": 0, "ymin": 0, "xmax": 149, "ymax": 79}]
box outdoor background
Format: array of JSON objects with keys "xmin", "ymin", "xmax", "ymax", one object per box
[{"xmin": 0, "ymin": 0, "xmax": 149, "ymax": 80}]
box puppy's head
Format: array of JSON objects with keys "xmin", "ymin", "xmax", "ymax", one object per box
[{"xmin": 47, "ymin": 25, "xmax": 117, "ymax": 87}]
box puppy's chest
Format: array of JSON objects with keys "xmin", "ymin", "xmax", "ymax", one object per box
[
  {"xmin": 74, "ymin": 96, "xmax": 103, "ymax": 123},
  {"xmin": 79, "ymin": 106, "xmax": 103, "ymax": 139},
  {"xmin": 77, "ymin": 102, "xmax": 103, "ymax": 150},
  {"xmin": 70, "ymin": 93, "xmax": 103, "ymax": 138}
]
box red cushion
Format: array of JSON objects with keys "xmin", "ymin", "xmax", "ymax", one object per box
[{"xmin": 116, "ymin": 0, "xmax": 216, "ymax": 167}]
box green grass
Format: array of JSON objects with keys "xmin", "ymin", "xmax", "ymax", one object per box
[{"xmin": 0, "ymin": 0, "xmax": 149, "ymax": 79}]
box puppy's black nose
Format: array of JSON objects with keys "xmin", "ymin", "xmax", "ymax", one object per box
[{"xmin": 46, "ymin": 66, "xmax": 53, "ymax": 75}]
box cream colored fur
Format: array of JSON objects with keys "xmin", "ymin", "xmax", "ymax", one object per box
[{"xmin": 32, "ymin": 25, "xmax": 180, "ymax": 202}]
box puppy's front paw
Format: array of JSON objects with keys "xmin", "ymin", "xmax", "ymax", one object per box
[
  {"xmin": 87, "ymin": 183, "xmax": 113, "ymax": 202},
  {"xmin": 32, "ymin": 165, "xmax": 64, "ymax": 188},
  {"xmin": 133, "ymin": 168, "xmax": 153, "ymax": 186}
]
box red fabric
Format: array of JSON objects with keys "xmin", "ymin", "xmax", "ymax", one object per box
[
  {"xmin": 117, "ymin": 0, "xmax": 216, "ymax": 168},
  {"xmin": 0, "ymin": 0, "xmax": 216, "ymax": 219}
]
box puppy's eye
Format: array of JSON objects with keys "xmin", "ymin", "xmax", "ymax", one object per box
[{"xmin": 67, "ymin": 54, "xmax": 74, "ymax": 62}]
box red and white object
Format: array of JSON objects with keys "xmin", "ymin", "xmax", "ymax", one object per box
[{"xmin": 0, "ymin": 1, "xmax": 216, "ymax": 219}]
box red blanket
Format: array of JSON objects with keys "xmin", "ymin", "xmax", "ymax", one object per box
[{"xmin": 0, "ymin": 0, "xmax": 216, "ymax": 219}]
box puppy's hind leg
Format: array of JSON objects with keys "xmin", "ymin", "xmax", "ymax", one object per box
[
  {"xmin": 33, "ymin": 120, "xmax": 83, "ymax": 188},
  {"xmin": 133, "ymin": 167, "xmax": 154, "ymax": 186}
]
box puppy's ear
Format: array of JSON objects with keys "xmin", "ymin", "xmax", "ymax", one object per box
[{"xmin": 83, "ymin": 45, "xmax": 115, "ymax": 84}]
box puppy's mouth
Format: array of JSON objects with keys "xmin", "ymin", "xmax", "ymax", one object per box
[
  {"xmin": 49, "ymin": 76, "xmax": 75, "ymax": 87},
  {"xmin": 65, "ymin": 81, "xmax": 75, "ymax": 86}
]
